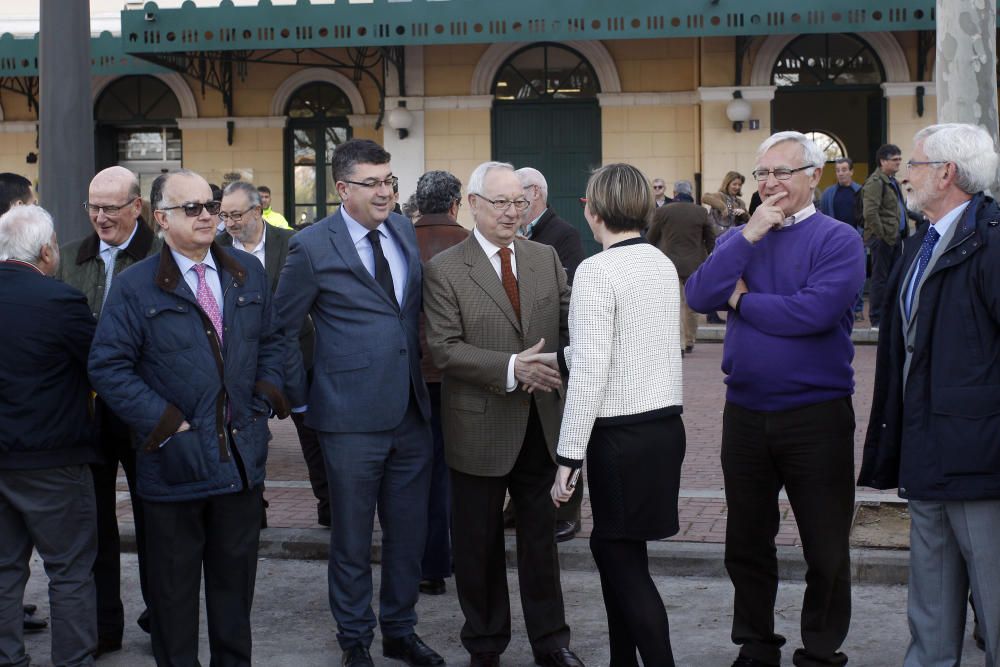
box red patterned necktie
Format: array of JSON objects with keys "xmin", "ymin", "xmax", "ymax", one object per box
[
  {"xmin": 498, "ymin": 246, "xmax": 520, "ymax": 321},
  {"xmin": 193, "ymin": 263, "xmax": 223, "ymax": 344}
]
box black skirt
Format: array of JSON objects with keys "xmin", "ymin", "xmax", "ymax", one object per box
[{"xmin": 587, "ymin": 413, "xmax": 685, "ymax": 541}]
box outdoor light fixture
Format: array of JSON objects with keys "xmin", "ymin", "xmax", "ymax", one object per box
[
  {"xmin": 726, "ymin": 90, "xmax": 752, "ymax": 133},
  {"xmin": 387, "ymin": 101, "xmax": 414, "ymax": 140}
]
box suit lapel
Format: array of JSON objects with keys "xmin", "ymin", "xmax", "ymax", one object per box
[
  {"xmin": 387, "ymin": 214, "xmax": 419, "ymax": 310},
  {"xmin": 263, "ymin": 230, "xmax": 282, "ymax": 289},
  {"xmin": 514, "ymin": 239, "xmax": 536, "ymax": 334},
  {"xmin": 464, "ymin": 236, "xmax": 522, "ymax": 334},
  {"xmin": 328, "ymin": 210, "xmax": 397, "ymax": 308}
]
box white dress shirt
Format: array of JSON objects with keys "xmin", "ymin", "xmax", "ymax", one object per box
[
  {"xmin": 342, "ymin": 206, "xmax": 408, "ymax": 306},
  {"xmin": 232, "ymin": 224, "xmax": 267, "ymax": 268},
  {"xmin": 781, "ymin": 203, "xmax": 817, "ymax": 228},
  {"xmin": 171, "ymin": 248, "xmax": 224, "ymax": 317},
  {"xmin": 473, "ymin": 227, "xmax": 520, "ymax": 392}
]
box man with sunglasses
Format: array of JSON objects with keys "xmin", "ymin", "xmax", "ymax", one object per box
[
  {"xmin": 88, "ymin": 169, "xmax": 289, "ymax": 667},
  {"xmin": 423, "ymin": 161, "xmax": 580, "ymax": 667},
  {"xmin": 686, "ymin": 132, "xmax": 865, "ymax": 667},
  {"xmin": 275, "ymin": 139, "xmax": 443, "ymax": 667},
  {"xmin": 218, "ymin": 182, "xmax": 326, "ymax": 527},
  {"xmin": 56, "ymin": 165, "xmax": 160, "ymax": 656}
]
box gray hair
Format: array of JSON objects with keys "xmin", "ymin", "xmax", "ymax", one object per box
[
  {"xmin": 756, "ymin": 131, "xmax": 826, "ymax": 176},
  {"xmin": 401, "ymin": 193, "xmax": 420, "ymax": 220},
  {"xmin": 674, "ymin": 180, "xmax": 693, "ymax": 195},
  {"xmin": 222, "ymin": 181, "xmax": 262, "ymax": 207},
  {"xmin": 515, "ymin": 167, "xmax": 548, "ymax": 202},
  {"xmin": 467, "ymin": 161, "xmax": 515, "ymax": 197},
  {"xmin": 416, "ymin": 170, "xmax": 462, "ymax": 214},
  {"xmin": 914, "ymin": 123, "xmax": 1000, "ymax": 195},
  {"xmin": 0, "ymin": 204, "xmax": 54, "ymax": 263}
]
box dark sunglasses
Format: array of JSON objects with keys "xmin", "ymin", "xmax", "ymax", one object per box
[{"xmin": 159, "ymin": 201, "xmax": 222, "ymax": 217}]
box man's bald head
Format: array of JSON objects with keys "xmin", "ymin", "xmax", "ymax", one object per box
[{"xmin": 87, "ymin": 166, "xmax": 142, "ymax": 246}]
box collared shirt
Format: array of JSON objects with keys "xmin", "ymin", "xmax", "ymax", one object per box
[
  {"xmin": 342, "ymin": 206, "xmax": 408, "ymax": 306},
  {"xmin": 902, "ymin": 200, "xmax": 968, "ymax": 322},
  {"xmin": 99, "ymin": 222, "xmax": 140, "ymax": 269},
  {"xmin": 473, "ymin": 227, "xmax": 520, "ymax": 392},
  {"xmin": 522, "ymin": 208, "xmax": 547, "ymax": 239},
  {"xmin": 171, "ymin": 248, "xmax": 224, "ymax": 317},
  {"xmin": 781, "ymin": 203, "xmax": 817, "ymax": 228},
  {"xmin": 232, "ymin": 224, "xmax": 267, "ymax": 268}
]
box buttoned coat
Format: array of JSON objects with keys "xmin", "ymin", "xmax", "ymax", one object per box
[
  {"xmin": 423, "ymin": 235, "xmax": 571, "ymax": 476},
  {"xmin": 274, "ymin": 209, "xmax": 431, "ymax": 432},
  {"xmin": 218, "ymin": 225, "xmax": 316, "ymax": 371}
]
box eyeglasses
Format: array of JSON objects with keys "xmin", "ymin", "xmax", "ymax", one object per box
[
  {"xmin": 84, "ymin": 197, "xmax": 137, "ymax": 216},
  {"xmin": 343, "ymin": 176, "xmax": 399, "ymax": 190},
  {"xmin": 751, "ymin": 165, "xmax": 813, "ymax": 182},
  {"xmin": 473, "ymin": 194, "xmax": 530, "ymax": 212},
  {"xmin": 653, "ymin": 185, "xmax": 665, "ymax": 190},
  {"xmin": 218, "ymin": 206, "xmax": 259, "ymax": 222},
  {"xmin": 906, "ymin": 160, "xmax": 947, "ymax": 170},
  {"xmin": 158, "ymin": 201, "xmax": 222, "ymax": 217}
]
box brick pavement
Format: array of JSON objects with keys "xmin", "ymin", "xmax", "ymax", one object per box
[{"xmin": 118, "ymin": 317, "xmax": 888, "ymax": 548}]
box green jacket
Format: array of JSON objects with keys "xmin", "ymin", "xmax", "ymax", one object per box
[
  {"xmin": 861, "ymin": 168, "xmax": 901, "ymax": 246},
  {"xmin": 56, "ymin": 221, "xmax": 162, "ymax": 319}
]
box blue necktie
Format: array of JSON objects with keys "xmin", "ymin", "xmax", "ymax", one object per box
[{"xmin": 905, "ymin": 226, "xmax": 940, "ymax": 319}]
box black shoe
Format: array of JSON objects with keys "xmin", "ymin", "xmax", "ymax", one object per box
[
  {"xmin": 23, "ymin": 612, "xmax": 47, "ymax": 633},
  {"xmin": 731, "ymin": 657, "xmax": 778, "ymax": 667},
  {"xmin": 137, "ymin": 608, "xmax": 151, "ymax": 634},
  {"xmin": 684, "ymin": 344, "xmax": 694, "ymax": 354},
  {"xmin": 93, "ymin": 637, "xmax": 123, "ymax": 658},
  {"xmin": 318, "ymin": 507, "xmax": 331, "ymax": 528},
  {"xmin": 342, "ymin": 645, "xmax": 374, "ymax": 667},
  {"xmin": 419, "ymin": 578, "xmax": 446, "ymax": 595},
  {"xmin": 534, "ymin": 647, "xmax": 585, "ymax": 667},
  {"xmin": 706, "ymin": 313, "xmax": 725, "ymax": 324},
  {"xmin": 383, "ymin": 633, "xmax": 444, "ymax": 666},
  {"xmin": 23, "ymin": 604, "xmax": 37, "ymax": 616},
  {"xmin": 555, "ymin": 520, "xmax": 580, "ymax": 543},
  {"xmin": 470, "ymin": 652, "xmax": 500, "ymax": 667}
]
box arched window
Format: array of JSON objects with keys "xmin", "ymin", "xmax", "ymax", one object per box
[
  {"xmin": 284, "ymin": 82, "xmax": 353, "ymax": 227},
  {"xmin": 492, "ymin": 43, "xmax": 599, "ymax": 101},
  {"xmin": 94, "ymin": 75, "xmax": 183, "ymax": 194},
  {"xmin": 772, "ymin": 34, "xmax": 884, "ymax": 87},
  {"xmin": 805, "ymin": 131, "xmax": 847, "ymax": 163}
]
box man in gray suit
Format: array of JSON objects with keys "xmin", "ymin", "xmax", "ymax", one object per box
[
  {"xmin": 218, "ymin": 182, "xmax": 327, "ymax": 527},
  {"xmin": 275, "ymin": 140, "xmax": 442, "ymax": 667},
  {"xmin": 859, "ymin": 123, "xmax": 1000, "ymax": 665},
  {"xmin": 423, "ymin": 161, "xmax": 583, "ymax": 667}
]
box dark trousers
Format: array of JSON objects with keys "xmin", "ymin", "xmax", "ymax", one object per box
[
  {"xmin": 319, "ymin": 396, "xmax": 433, "ymax": 650},
  {"xmin": 290, "ymin": 411, "xmax": 329, "ymax": 524},
  {"xmin": 722, "ymin": 398, "xmax": 855, "ymax": 667},
  {"xmin": 590, "ymin": 537, "xmax": 674, "ymax": 667},
  {"xmin": 422, "ymin": 383, "xmax": 451, "ymax": 581},
  {"xmin": 450, "ymin": 404, "xmax": 570, "ymax": 656},
  {"xmin": 868, "ymin": 238, "xmax": 901, "ymax": 327},
  {"xmin": 92, "ymin": 403, "xmax": 149, "ymax": 642},
  {"xmin": 143, "ymin": 486, "xmax": 263, "ymax": 667}
]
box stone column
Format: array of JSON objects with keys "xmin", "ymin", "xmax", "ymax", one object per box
[{"xmin": 39, "ymin": 0, "xmax": 93, "ymax": 242}]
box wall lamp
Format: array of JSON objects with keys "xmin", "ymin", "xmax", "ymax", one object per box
[
  {"xmin": 726, "ymin": 90, "xmax": 753, "ymax": 133},
  {"xmin": 387, "ymin": 100, "xmax": 414, "ymax": 140}
]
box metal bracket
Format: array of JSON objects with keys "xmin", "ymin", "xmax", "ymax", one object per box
[
  {"xmin": 916, "ymin": 29, "xmax": 933, "ymax": 117},
  {"xmin": 734, "ymin": 35, "xmax": 753, "ymax": 87}
]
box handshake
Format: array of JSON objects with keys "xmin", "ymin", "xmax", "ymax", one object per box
[{"xmin": 514, "ymin": 338, "xmax": 562, "ymax": 393}]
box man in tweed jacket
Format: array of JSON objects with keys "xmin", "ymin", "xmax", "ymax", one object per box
[{"xmin": 423, "ymin": 162, "xmax": 582, "ymax": 667}]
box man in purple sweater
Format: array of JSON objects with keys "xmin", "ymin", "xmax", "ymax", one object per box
[{"xmin": 686, "ymin": 131, "xmax": 866, "ymax": 667}]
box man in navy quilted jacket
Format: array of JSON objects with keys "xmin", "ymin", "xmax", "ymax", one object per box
[{"xmin": 89, "ymin": 169, "xmax": 288, "ymax": 667}]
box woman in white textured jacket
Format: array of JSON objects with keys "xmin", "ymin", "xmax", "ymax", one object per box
[{"xmin": 544, "ymin": 163, "xmax": 686, "ymax": 666}]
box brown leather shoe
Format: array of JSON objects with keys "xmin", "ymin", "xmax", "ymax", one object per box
[
  {"xmin": 470, "ymin": 652, "xmax": 500, "ymax": 667},
  {"xmin": 534, "ymin": 647, "xmax": 585, "ymax": 667}
]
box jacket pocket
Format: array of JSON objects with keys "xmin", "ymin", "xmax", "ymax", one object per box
[
  {"xmin": 157, "ymin": 429, "xmax": 210, "ymax": 485},
  {"xmin": 235, "ymin": 291, "xmax": 264, "ymax": 340},
  {"xmin": 325, "ymin": 351, "xmax": 371, "ymax": 373},
  {"xmin": 932, "ymin": 385, "xmax": 1000, "ymax": 476},
  {"xmin": 451, "ymin": 395, "xmax": 487, "ymax": 413},
  {"xmin": 143, "ymin": 302, "xmax": 194, "ymax": 353}
]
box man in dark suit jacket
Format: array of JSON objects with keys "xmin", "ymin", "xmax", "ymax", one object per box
[
  {"xmin": 647, "ymin": 181, "xmax": 716, "ymax": 354},
  {"xmin": 0, "ymin": 204, "xmax": 99, "ymax": 667},
  {"xmin": 515, "ymin": 166, "xmax": 586, "ymax": 541},
  {"xmin": 218, "ymin": 181, "xmax": 326, "ymax": 526},
  {"xmin": 275, "ymin": 140, "xmax": 443, "ymax": 667},
  {"xmin": 424, "ymin": 161, "xmax": 582, "ymax": 667}
]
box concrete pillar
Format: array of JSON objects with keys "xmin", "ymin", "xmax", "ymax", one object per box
[{"xmin": 39, "ymin": 0, "xmax": 93, "ymax": 242}]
